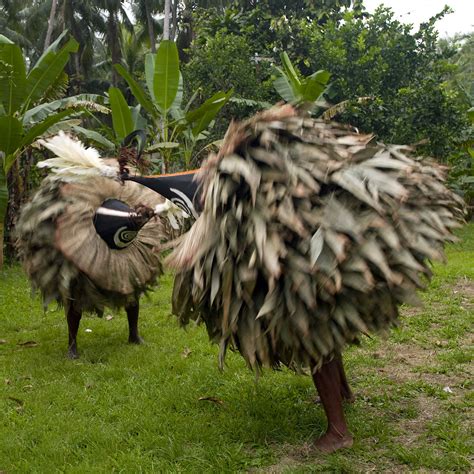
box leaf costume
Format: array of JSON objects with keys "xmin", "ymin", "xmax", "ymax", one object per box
[
  {"xmin": 15, "ymin": 133, "xmax": 181, "ymax": 314},
  {"xmin": 168, "ymin": 106, "xmax": 465, "ymax": 371}
]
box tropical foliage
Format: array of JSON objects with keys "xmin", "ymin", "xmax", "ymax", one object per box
[
  {"xmin": 0, "ymin": 1, "xmax": 473, "ymax": 264},
  {"xmin": 272, "ymin": 52, "xmax": 330, "ymax": 107},
  {"xmin": 0, "ymin": 32, "xmax": 90, "ymax": 266},
  {"xmin": 115, "ymin": 39, "xmax": 232, "ymax": 171}
]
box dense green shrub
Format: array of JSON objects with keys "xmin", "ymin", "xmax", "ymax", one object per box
[
  {"xmin": 186, "ymin": 3, "xmax": 472, "ymax": 193},
  {"xmin": 183, "ymin": 31, "xmax": 276, "ymax": 140}
]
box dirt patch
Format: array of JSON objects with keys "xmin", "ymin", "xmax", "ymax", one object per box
[
  {"xmin": 400, "ymin": 306, "xmax": 424, "ymax": 318},
  {"xmin": 248, "ymin": 443, "xmax": 314, "ymax": 473},
  {"xmin": 452, "ymin": 276, "xmax": 474, "ymax": 311},
  {"xmin": 366, "ymin": 276, "xmax": 474, "ymax": 390},
  {"xmin": 401, "ymin": 276, "xmax": 474, "ymax": 322},
  {"xmin": 372, "ymin": 342, "xmax": 470, "ymax": 401},
  {"xmin": 395, "ymin": 395, "xmax": 439, "ymax": 446},
  {"xmin": 255, "ymin": 455, "xmax": 303, "ymax": 473},
  {"xmin": 256, "ymin": 443, "xmax": 413, "ymax": 474},
  {"xmin": 452, "ymin": 276, "xmax": 474, "ymax": 296},
  {"xmin": 390, "ymin": 344, "xmax": 435, "ymax": 369}
]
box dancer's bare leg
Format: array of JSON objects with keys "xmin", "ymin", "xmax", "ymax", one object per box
[
  {"xmin": 335, "ymin": 352, "xmax": 355, "ymax": 403},
  {"xmin": 312, "ymin": 358, "xmax": 354, "ymax": 453},
  {"xmin": 66, "ymin": 304, "xmax": 82, "ymax": 359},
  {"xmin": 314, "ymin": 353, "xmax": 355, "ymax": 404},
  {"xmin": 126, "ymin": 301, "xmax": 143, "ymax": 344}
]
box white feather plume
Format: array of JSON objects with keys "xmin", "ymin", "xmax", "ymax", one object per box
[
  {"xmin": 154, "ymin": 200, "xmax": 191, "ymax": 229},
  {"xmin": 37, "ymin": 131, "xmax": 118, "ymax": 181}
]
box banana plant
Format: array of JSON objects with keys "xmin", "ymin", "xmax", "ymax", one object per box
[
  {"xmin": 273, "ymin": 53, "xmax": 373, "ymax": 122},
  {"xmin": 70, "ymin": 86, "xmax": 155, "ymax": 171},
  {"xmin": 273, "ymin": 52, "xmax": 331, "ymax": 107},
  {"xmin": 0, "ymin": 33, "xmax": 93, "ymax": 267},
  {"xmin": 115, "ymin": 40, "xmax": 233, "ymax": 171}
]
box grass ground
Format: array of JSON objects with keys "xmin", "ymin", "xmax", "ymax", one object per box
[{"xmin": 0, "ymin": 225, "xmax": 473, "ymax": 473}]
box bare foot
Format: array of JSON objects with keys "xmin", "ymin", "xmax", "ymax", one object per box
[
  {"xmin": 67, "ymin": 349, "xmax": 79, "ymax": 359},
  {"xmin": 314, "ymin": 429, "xmax": 353, "ymax": 454}
]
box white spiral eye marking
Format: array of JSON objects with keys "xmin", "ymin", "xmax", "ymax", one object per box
[
  {"xmin": 170, "ymin": 187, "xmax": 198, "ymax": 218},
  {"xmin": 113, "ymin": 227, "xmax": 138, "ymax": 248}
]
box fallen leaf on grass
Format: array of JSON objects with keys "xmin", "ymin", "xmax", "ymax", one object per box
[
  {"xmin": 181, "ymin": 347, "xmax": 192, "ymax": 358},
  {"xmin": 198, "ymin": 396, "xmax": 224, "ymax": 405},
  {"xmin": 17, "ymin": 341, "xmax": 38, "ymax": 348},
  {"xmin": 105, "ymin": 315, "xmax": 113, "ymax": 321},
  {"xmin": 0, "ymin": 339, "xmax": 7, "ymax": 344},
  {"xmin": 7, "ymin": 396, "xmax": 24, "ymax": 407},
  {"xmin": 443, "ymin": 386, "xmax": 453, "ymax": 394}
]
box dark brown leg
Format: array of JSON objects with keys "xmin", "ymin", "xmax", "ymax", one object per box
[
  {"xmin": 314, "ymin": 354, "xmax": 355, "ymax": 404},
  {"xmin": 312, "ymin": 358, "xmax": 353, "ymax": 453},
  {"xmin": 126, "ymin": 301, "xmax": 143, "ymax": 344},
  {"xmin": 66, "ymin": 304, "xmax": 82, "ymax": 359},
  {"xmin": 335, "ymin": 352, "xmax": 355, "ymax": 403}
]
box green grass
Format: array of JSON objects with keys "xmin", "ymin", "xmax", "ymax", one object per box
[{"xmin": 1, "ymin": 225, "xmax": 473, "ymax": 473}]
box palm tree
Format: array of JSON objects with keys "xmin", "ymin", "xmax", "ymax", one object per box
[
  {"xmin": 0, "ymin": 0, "xmax": 49, "ymax": 57},
  {"xmin": 132, "ymin": 0, "xmax": 164, "ymax": 54},
  {"xmin": 120, "ymin": 24, "xmax": 148, "ymax": 78},
  {"xmin": 133, "ymin": 0, "xmax": 164, "ymax": 53},
  {"xmin": 44, "ymin": 0, "xmax": 58, "ymax": 51},
  {"xmin": 52, "ymin": 0, "xmax": 106, "ymax": 91},
  {"xmin": 163, "ymin": 0, "xmax": 171, "ymax": 40},
  {"xmin": 96, "ymin": 0, "xmax": 133, "ymax": 85}
]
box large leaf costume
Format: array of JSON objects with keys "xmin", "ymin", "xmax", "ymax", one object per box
[{"xmin": 169, "ymin": 106, "xmax": 465, "ymax": 371}]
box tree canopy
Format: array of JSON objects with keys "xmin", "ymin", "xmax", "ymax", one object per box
[{"xmin": 0, "ymin": 0, "xmax": 473, "ymax": 264}]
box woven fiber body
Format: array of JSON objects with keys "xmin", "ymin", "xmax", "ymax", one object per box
[{"xmin": 16, "ymin": 177, "xmax": 171, "ymax": 313}]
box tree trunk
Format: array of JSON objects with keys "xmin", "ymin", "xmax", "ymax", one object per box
[
  {"xmin": 170, "ymin": 0, "xmax": 178, "ymax": 41},
  {"xmin": 145, "ymin": 0, "xmax": 156, "ymax": 53},
  {"xmin": 161, "ymin": 0, "xmax": 171, "ymax": 174},
  {"xmin": 5, "ymin": 160, "xmax": 23, "ymax": 262},
  {"xmin": 44, "ymin": 0, "xmax": 58, "ymax": 51},
  {"xmin": 0, "ymin": 167, "xmax": 7, "ymax": 269},
  {"xmin": 59, "ymin": 0, "xmax": 66, "ymax": 33},
  {"xmin": 108, "ymin": 8, "xmax": 121, "ymax": 86},
  {"xmin": 163, "ymin": 0, "xmax": 171, "ymax": 41}
]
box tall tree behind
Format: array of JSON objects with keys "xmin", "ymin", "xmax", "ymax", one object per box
[
  {"xmin": 44, "ymin": 0, "xmax": 58, "ymax": 51},
  {"xmin": 133, "ymin": 0, "xmax": 164, "ymax": 53},
  {"xmin": 163, "ymin": 0, "xmax": 171, "ymax": 40},
  {"xmin": 58, "ymin": 0, "xmax": 105, "ymax": 91},
  {"xmin": 96, "ymin": 0, "xmax": 133, "ymax": 85},
  {"xmin": 0, "ymin": 0, "xmax": 51, "ymax": 59}
]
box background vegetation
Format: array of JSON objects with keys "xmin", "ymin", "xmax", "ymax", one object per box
[{"xmin": 1, "ymin": 0, "xmax": 473, "ymax": 264}]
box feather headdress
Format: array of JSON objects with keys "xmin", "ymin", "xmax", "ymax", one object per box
[{"xmin": 37, "ymin": 132, "xmax": 118, "ymax": 181}]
